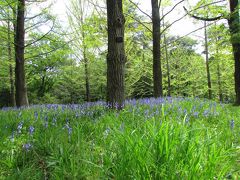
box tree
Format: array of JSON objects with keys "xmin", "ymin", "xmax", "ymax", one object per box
[
  {"xmin": 184, "ymin": 0, "xmax": 240, "ymax": 104},
  {"xmin": 204, "ymin": 21, "xmax": 212, "ymax": 99},
  {"xmin": 228, "ymin": 0, "xmax": 240, "ymax": 105},
  {"xmin": 68, "ymin": 0, "xmax": 91, "ymax": 102},
  {"xmin": 151, "ymin": 0, "xmax": 163, "ymax": 97},
  {"xmin": 15, "ymin": 0, "xmax": 28, "ymax": 107},
  {"xmin": 106, "ymin": 0, "xmax": 126, "ymax": 109}
]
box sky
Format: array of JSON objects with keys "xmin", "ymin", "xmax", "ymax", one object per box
[
  {"xmin": 52, "ymin": 0, "xmax": 203, "ymax": 37},
  {"xmin": 51, "ymin": 0, "xmax": 228, "ymax": 54}
]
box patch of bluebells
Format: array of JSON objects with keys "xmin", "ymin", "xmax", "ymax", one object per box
[{"xmin": 3, "ymin": 97, "xmax": 231, "ymax": 149}]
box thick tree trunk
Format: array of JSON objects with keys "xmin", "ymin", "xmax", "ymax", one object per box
[
  {"xmin": 228, "ymin": 0, "xmax": 240, "ymax": 105},
  {"xmin": 15, "ymin": 0, "xmax": 28, "ymax": 107},
  {"xmin": 106, "ymin": 0, "xmax": 126, "ymax": 109},
  {"xmin": 7, "ymin": 16, "xmax": 15, "ymax": 106},
  {"xmin": 204, "ymin": 21, "xmax": 212, "ymax": 99},
  {"xmin": 151, "ymin": 0, "xmax": 163, "ymax": 97}
]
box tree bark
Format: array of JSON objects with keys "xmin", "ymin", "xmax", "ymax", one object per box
[
  {"xmin": 83, "ymin": 46, "xmax": 90, "ymax": 102},
  {"xmin": 217, "ymin": 56, "xmax": 223, "ymax": 102},
  {"xmin": 106, "ymin": 0, "xmax": 126, "ymax": 109},
  {"xmin": 7, "ymin": 14, "xmax": 16, "ymax": 106},
  {"xmin": 151, "ymin": 0, "xmax": 163, "ymax": 97},
  {"xmin": 215, "ymin": 28, "xmax": 223, "ymax": 102},
  {"xmin": 15, "ymin": 0, "xmax": 28, "ymax": 107},
  {"xmin": 204, "ymin": 21, "xmax": 212, "ymax": 99},
  {"xmin": 162, "ymin": 10, "xmax": 170, "ymax": 96},
  {"xmin": 228, "ymin": 0, "xmax": 240, "ymax": 105}
]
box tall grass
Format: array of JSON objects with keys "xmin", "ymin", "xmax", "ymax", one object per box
[{"xmin": 0, "ymin": 97, "xmax": 239, "ymax": 179}]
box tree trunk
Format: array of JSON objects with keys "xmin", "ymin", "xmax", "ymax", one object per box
[
  {"xmin": 7, "ymin": 15, "xmax": 16, "ymax": 106},
  {"xmin": 164, "ymin": 36, "xmax": 171, "ymax": 97},
  {"xmin": 106, "ymin": 0, "xmax": 126, "ymax": 110},
  {"xmin": 204, "ymin": 21, "xmax": 212, "ymax": 99},
  {"xmin": 217, "ymin": 57, "xmax": 223, "ymax": 102},
  {"xmin": 162, "ymin": 10, "xmax": 170, "ymax": 96},
  {"xmin": 15, "ymin": 0, "xmax": 28, "ymax": 107},
  {"xmin": 228, "ymin": 0, "xmax": 240, "ymax": 105},
  {"xmin": 151, "ymin": 0, "xmax": 163, "ymax": 97},
  {"xmin": 83, "ymin": 47, "xmax": 90, "ymax": 102}
]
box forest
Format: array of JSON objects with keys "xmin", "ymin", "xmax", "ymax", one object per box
[{"xmin": 0, "ymin": 0, "xmax": 239, "ymax": 179}]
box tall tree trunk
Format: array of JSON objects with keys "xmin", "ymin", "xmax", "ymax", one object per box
[
  {"xmin": 164, "ymin": 36, "xmax": 171, "ymax": 97},
  {"xmin": 106, "ymin": 0, "xmax": 126, "ymax": 109},
  {"xmin": 83, "ymin": 46, "xmax": 90, "ymax": 102},
  {"xmin": 7, "ymin": 14, "xmax": 15, "ymax": 106},
  {"xmin": 204, "ymin": 21, "xmax": 212, "ymax": 99},
  {"xmin": 151, "ymin": 0, "xmax": 163, "ymax": 97},
  {"xmin": 228, "ymin": 0, "xmax": 240, "ymax": 105},
  {"xmin": 162, "ymin": 10, "xmax": 170, "ymax": 96},
  {"xmin": 217, "ymin": 56, "xmax": 223, "ymax": 102},
  {"xmin": 15, "ymin": 0, "xmax": 28, "ymax": 107}
]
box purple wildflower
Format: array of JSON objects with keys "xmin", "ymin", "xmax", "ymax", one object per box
[
  {"xmin": 64, "ymin": 122, "xmax": 73, "ymax": 136},
  {"xmin": 17, "ymin": 121, "xmax": 23, "ymax": 133},
  {"xmin": 44, "ymin": 121, "xmax": 48, "ymax": 128},
  {"xmin": 29, "ymin": 126, "xmax": 34, "ymax": 135},
  {"xmin": 185, "ymin": 117, "xmax": 190, "ymax": 124},
  {"xmin": 203, "ymin": 110, "xmax": 209, "ymax": 117},
  {"xmin": 23, "ymin": 143, "xmax": 32, "ymax": 151},
  {"xmin": 230, "ymin": 120, "xmax": 234, "ymax": 129},
  {"xmin": 52, "ymin": 117, "xmax": 57, "ymax": 126},
  {"xmin": 104, "ymin": 127, "xmax": 110, "ymax": 138},
  {"xmin": 193, "ymin": 112, "xmax": 199, "ymax": 118},
  {"xmin": 34, "ymin": 111, "xmax": 38, "ymax": 119},
  {"xmin": 68, "ymin": 127, "xmax": 72, "ymax": 135}
]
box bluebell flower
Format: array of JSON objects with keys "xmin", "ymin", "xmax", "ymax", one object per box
[
  {"xmin": 203, "ymin": 110, "xmax": 209, "ymax": 117},
  {"xmin": 44, "ymin": 121, "xmax": 48, "ymax": 128},
  {"xmin": 183, "ymin": 109, "xmax": 187, "ymax": 114},
  {"xmin": 68, "ymin": 127, "xmax": 72, "ymax": 135},
  {"xmin": 52, "ymin": 117, "xmax": 57, "ymax": 126},
  {"xmin": 64, "ymin": 122, "xmax": 73, "ymax": 136},
  {"xmin": 23, "ymin": 143, "xmax": 32, "ymax": 151},
  {"xmin": 230, "ymin": 120, "xmax": 234, "ymax": 129},
  {"xmin": 104, "ymin": 127, "xmax": 111, "ymax": 138},
  {"xmin": 34, "ymin": 111, "xmax": 38, "ymax": 119},
  {"xmin": 29, "ymin": 126, "xmax": 34, "ymax": 135},
  {"xmin": 193, "ymin": 112, "xmax": 199, "ymax": 118},
  {"xmin": 17, "ymin": 121, "xmax": 23, "ymax": 133}
]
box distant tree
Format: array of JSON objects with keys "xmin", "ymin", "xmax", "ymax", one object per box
[
  {"xmin": 204, "ymin": 21, "xmax": 212, "ymax": 99},
  {"xmin": 184, "ymin": 0, "xmax": 240, "ymax": 104},
  {"xmin": 106, "ymin": 0, "xmax": 126, "ymax": 109}
]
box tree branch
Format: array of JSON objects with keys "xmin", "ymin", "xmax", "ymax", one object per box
[
  {"xmin": 183, "ymin": 6, "xmax": 223, "ymax": 21},
  {"xmin": 128, "ymin": 0, "xmax": 152, "ymax": 19}
]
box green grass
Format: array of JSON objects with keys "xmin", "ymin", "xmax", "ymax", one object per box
[{"xmin": 0, "ymin": 98, "xmax": 239, "ymax": 179}]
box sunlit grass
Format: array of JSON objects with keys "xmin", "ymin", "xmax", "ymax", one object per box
[{"xmin": 0, "ymin": 97, "xmax": 239, "ymax": 179}]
